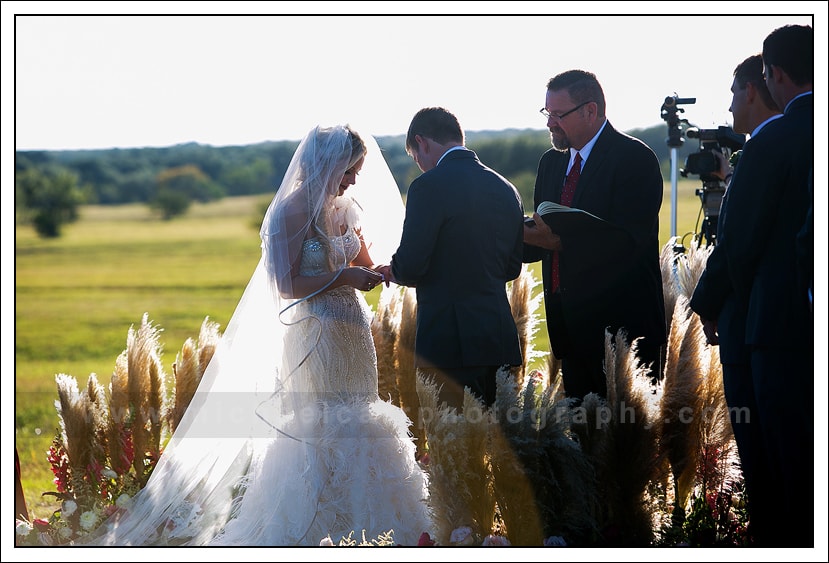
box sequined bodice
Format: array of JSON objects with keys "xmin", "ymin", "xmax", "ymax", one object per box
[
  {"xmin": 299, "ymin": 229, "xmax": 361, "ymax": 276},
  {"xmin": 284, "ymin": 226, "xmax": 378, "ymax": 401}
]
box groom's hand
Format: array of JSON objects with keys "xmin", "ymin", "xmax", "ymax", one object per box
[{"xmin": 375, "ymin": 264, "xmax": 394, "ymax": 287}]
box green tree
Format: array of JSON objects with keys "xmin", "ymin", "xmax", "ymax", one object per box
[
  {"xmin": 219, "ymin": 157, "xmax": 274, "ymax": 196},
  {"xmin": 15, "ymin": 166, "xmax": 84, "ymax": 238},
  {"xmin": 149, "ymin": 165, "xmax": 222, "ymax": 219}
]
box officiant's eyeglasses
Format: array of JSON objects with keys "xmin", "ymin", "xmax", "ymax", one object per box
[{"xmin": 540, "ymin": 100, "xmax": 592, "ymax": 120}]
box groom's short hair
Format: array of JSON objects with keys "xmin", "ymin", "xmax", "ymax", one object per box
[{"xmin": 406, "ymin": 107, "xmax": 464, "ymax": 153}]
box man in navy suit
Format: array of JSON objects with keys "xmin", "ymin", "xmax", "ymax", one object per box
[
  {"xmin": 693, "ymin": 24, "xmax": 813, "ymax": 546},
  {"xmin": 524, "ymin": 70, "xmax": 666, "ymax": 400},
  {"xmin": 690, "ymin": 53, "xmax": 783, "ymax": 546},
  {"xmin": 381, "ymin": 107, "xmax": 525, "ymax": 409},
  {"xmin": 746, "ymin": 24, "xmax": 813, "ymax": 546}
]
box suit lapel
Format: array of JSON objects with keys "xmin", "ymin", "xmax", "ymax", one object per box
[
  {"xmin": 550, "ymin": 152, "xmax": 569, "ymax": 204},
  {"xmin": 570, "ymin": 124, "xmax": 615, "ymax": 208}
]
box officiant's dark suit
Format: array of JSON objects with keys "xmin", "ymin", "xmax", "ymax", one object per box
[
  {"xmin": 524, "ymin": 70, "xmax": 666, "ymax": 400},
  {"xmin": 388, "ymin": 107, "xmax": 524, "ymax": 408}
]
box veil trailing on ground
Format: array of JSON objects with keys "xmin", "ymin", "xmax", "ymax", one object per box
[{"xmin": 82, "ymin": 125, "xmax": 406, "ymax": 546}]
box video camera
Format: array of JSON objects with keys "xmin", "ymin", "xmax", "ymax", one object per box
[
  {"xmin": 680, "ymin": 125, "xmax": 745, "ymax": 246},
  {"xmin": 681, "ymin": 126, "xmax": 746, "ymax": 182},
  {"xmin": 661, "ymin": 94, "xmax": 746, "ymax": 248}
]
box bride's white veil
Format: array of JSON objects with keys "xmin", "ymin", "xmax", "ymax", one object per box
[{"xmin": 82, "ymin": 125, "xmax": 405, "ymax": 546}]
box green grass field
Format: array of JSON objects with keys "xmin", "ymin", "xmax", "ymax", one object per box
[{"xmin": 14, "ymin": 179, "xmax": 705, "ymax": 518}]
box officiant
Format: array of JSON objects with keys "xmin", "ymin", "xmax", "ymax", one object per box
[{"xmin": 523, "ymin": 70, "xmax": 666, "ymax": 400}]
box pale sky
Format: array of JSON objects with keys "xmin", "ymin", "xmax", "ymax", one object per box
[{"xmin": 5, "ymin": 5, "xmax": 822, "ymax": 150}]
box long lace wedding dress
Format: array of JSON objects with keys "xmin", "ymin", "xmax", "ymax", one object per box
[
  {"xmin": 83, "ymin": 125, "xmax": 432, "ymax": 547},
  {"xmin": 211, "ymin": 226, "xmax": 432, "ymax": 546}
]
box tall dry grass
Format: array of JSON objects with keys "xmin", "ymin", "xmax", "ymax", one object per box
[
  {"xmin": 34, "ymin": 238, "xmax": 741, "ymax": 545},
  {"xmin": 399, "ymin": 246, "xmax": 739, "ymax": 545},
  {"xmin": 415, "ymin": 374, "xmax": 496, "ymax": 544},
  {"xmin": 507, "ymin": 266, "xmax": 545, "ymax": 388},
  {"xmin": 46, "ymin": 313, "xmax": 221, "ymax": 517},
  {"xmin": 595, "ymin": 330, "xmax": 664, "ymax": 544},
  {"xmin": 54, "ymin": 374, "xmax": 108, "ymax": 497},
  {"xmin": 393, "ymin": 287, "xmax": 427, "ymax": 458},
  {"xmin": 657, "ymin": 238, "xmax": 738, "ymax": 527},
  {"xmin": 372, "ymin": 287, "xmax": 401, "ymax": 406},
  {"xmin": 169, "ymin": 317, "xmax": 221, "ymax": 434}
]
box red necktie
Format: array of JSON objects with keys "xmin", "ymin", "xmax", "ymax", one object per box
[{"xmin": 551, "ymin": 152, "xmax": 581, "ymax": 293}]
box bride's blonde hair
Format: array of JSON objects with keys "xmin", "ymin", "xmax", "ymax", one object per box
[{"xmin": 302, "ymin": 125, "xmax": 367, "ymax": 258}]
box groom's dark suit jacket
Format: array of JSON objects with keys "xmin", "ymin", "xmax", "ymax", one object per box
[
  {"xmin": 391, "ymin": 148, "xmax": 524, "ymax": 369},
  {"xmin": 524, "ymin": 122, "xmax": 667, "ymax": 360}
]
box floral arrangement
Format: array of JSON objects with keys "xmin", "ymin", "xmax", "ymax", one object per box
[{"xmin": 16, "ymin": 314, "xmax": 219, "ymax": 546}]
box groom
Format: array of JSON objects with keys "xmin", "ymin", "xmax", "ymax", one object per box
[{"xmin": 379, "ymin": 107, "xmax": 525, "ymax": 410}]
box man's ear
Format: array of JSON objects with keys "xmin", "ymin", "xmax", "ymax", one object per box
[
  {"xmin": 767, "ymin": 63, "xmax": 786, "ymax": 86},
  {"xmin": 745, "ymin": 81, "xmax": 757, "ymax": 103},
  {"xmin": 415, "ymin": 134, "xmax": 430, "ymax": 154}
]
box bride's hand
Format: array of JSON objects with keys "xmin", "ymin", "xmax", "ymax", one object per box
[{"xmin": 346, "ymin": 266, "xmax": 384, "ymax": 292}]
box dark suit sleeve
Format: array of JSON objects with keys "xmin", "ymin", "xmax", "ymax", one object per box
[
  {"xmin": 690, "ymin": 245, "xmax": 730, "ymax": 320},
  {"xmin": 507, "ymin": 209, "xmax": 524, "ymax": 280},
  {"xmin": 523, "ymin": 151, "xmax": 555, "ymax": 264},
  {"xmin": 391, "ymin": 177, "xmax": 441, "ymax": 286}
]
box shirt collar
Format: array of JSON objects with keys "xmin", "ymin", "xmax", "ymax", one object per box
[
  {"xmin": 784, "ymin": 91, "xmax": 812, "ymax": 114},
  {"xmin": 751, "ymin": 113, "xmax": 783, "ymax": 138},
  {"xmin": 570, "ymin": 119, "xmax": 607, "ymax": 167},
  {"xmin": 436, "ymin": 145, "xmax": 465, "ymax": 166}
]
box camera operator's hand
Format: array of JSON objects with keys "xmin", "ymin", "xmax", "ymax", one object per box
[{"xmin": 710, "ymin": 149, "xmax": 732, "ymax": 182}]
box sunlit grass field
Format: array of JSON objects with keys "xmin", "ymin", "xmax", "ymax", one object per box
[{"xmin": 14, "ymin": 179, "xmax": 705, "ymax": 518}]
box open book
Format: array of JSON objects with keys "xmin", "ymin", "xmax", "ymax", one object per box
[{"xmin": 525, "ymin": 201, "xmax": 622, "ymax": 238}]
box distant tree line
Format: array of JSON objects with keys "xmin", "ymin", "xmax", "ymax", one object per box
[{"xmin": 15, "ymin": 124, "xmax": 700, "ymax": 237}]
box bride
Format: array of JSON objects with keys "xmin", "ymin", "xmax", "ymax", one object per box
[{"xmin": 85, "ymin": 124, "xmax": 433, "ymax": 546}]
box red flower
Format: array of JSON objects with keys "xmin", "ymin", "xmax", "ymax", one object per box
[
  {"xmin": 417, "ymin": 532, "xmax": 435, "ymax": 546},
  {"xmin": 112, "ymin": 424, "xmax": 134, "ymax": 475},
  {"xmin": 46, "ymin": 440, "xmax": 71, "ymax": 494},
  {"xmin": 33, "ymin": 518, "xmax": 51, "ymax": 532}
]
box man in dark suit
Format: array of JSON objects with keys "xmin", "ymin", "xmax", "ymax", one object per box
[
  {"xmin": 738, "ymin": 24, "xmax": 812, "ymax": 546},
  {"xmin": 524, "ymin": 70, "xmax": 666, "ymax": 400},
  {"xmin": 693, "ymin": 24, "xmax": 813, "ymax": 546},
  {"xmin": 689, "ymin": 53, "xmax": 783, "ymax": 546},
  {"xmin": 380, "ymin": 107, "xmax": 524, "ymax": 410}
]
